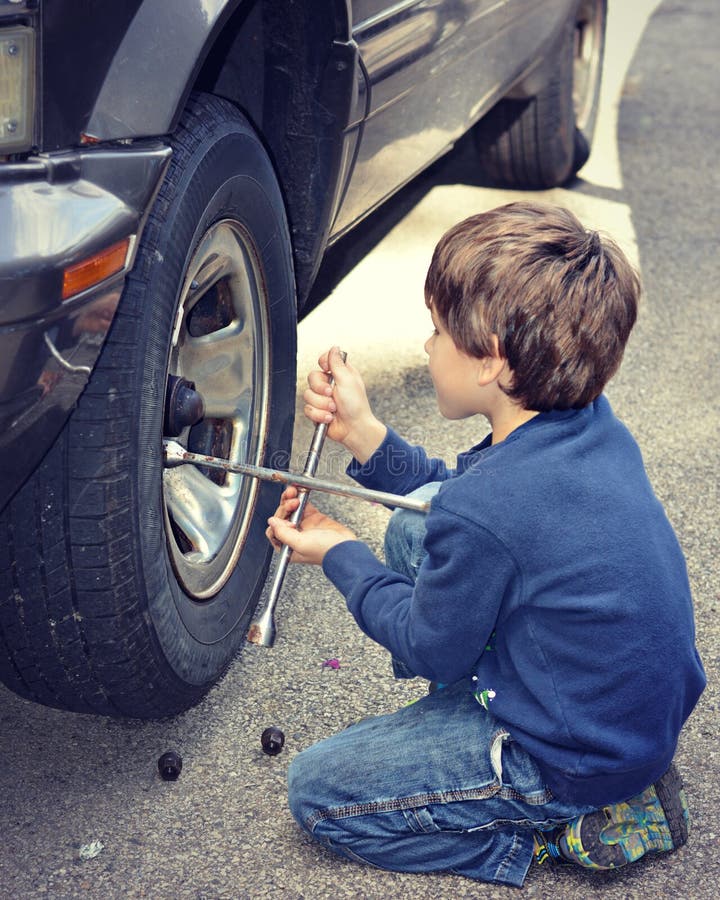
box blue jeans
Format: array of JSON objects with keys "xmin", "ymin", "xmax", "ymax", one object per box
[{"xmin": 288, "ymin": 484, "xmax": 595, "ymax": 886}]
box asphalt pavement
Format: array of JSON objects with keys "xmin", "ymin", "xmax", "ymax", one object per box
[{"xmin": 1, "ymin": 1, "xmax": 718, "ymax": 897}]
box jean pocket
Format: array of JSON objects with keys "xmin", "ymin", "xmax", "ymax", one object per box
[
  {"xmin": 493, "ymin": 731, "xmax": 553, "ymax": 805},
  {"xmin": 402, "ymin": 805, "xmax": 443, "ymax": 834}
]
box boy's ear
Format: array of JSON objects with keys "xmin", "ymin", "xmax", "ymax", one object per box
[{"xmin": 476, "ymin": 336, "xmax": 508, "ymax": 386}]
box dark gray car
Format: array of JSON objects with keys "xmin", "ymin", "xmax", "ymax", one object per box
[{"xmin": 0, "ymin": 0, "xmax": 606, "ymax": 717}]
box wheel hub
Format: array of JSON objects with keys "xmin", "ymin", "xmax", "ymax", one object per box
[
  {"xmin": 164, "ymin": 375, "xmax": 205, "ymax": 437},
  {"xmin": 573, "ymin": 0, "xmax": 604, "ymax": 133}
]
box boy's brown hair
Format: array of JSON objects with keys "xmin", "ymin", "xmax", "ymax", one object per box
[{"xmin": 424, "ymin": 202, "xmax": 640, "ymax": 411}]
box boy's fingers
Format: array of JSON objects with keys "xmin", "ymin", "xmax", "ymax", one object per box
[
  {"xmin": 304, "ymin": 405, "xmax": 334, "ymax": 426},
  {"xmin": 318, "ymin": 346, "xmax": 348, "ymax": 381},
  {"xmin": 327, "ymin": 346, "xmax": 351, "ymax": 384},
  {"xmin": 267, "ymin": 516, "xmax": 300, "ymax": 549},
  {"xmin": 303, "ymin": 386, "xmax": 336, "ymax": 412},
  {"xmin": 265, "ymin": 518, "xmax": 285, "ymax": 547},
  {"xmin": 327, "ymin": 345, "xmax": 345, "ymax": 371},
  {"xmin": 307, "ymin": 370, "xmax": 332, "ymax": 394},
  {"xmin": 317, "ymin": 349, "xmax": 331, "ymax": 373},
  {"xmin": 277, "ymin": 498, "xmax": 300, "ymax": 519}
]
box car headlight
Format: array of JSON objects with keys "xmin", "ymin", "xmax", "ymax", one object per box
[{"xmin": 0, "ymin": 26, "xmax": 35, "ymax": 153}]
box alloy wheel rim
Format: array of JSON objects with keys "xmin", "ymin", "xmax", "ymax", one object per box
[
  {"xmin": 162, "ymin": 219, "xmax": 270, "ymax": 598},
  {"xmin": 573, "ymin": 0, "xmax": 604, "ymax": 133}
]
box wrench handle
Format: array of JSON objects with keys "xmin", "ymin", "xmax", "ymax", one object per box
[{"xmin": 247, "ymin": 353, "xmax": 345, "ymax": 646}]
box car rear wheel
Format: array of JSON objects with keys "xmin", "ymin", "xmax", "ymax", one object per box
[
  {"xmin": 475, "ymin": 0, "xmax": 606, "ymax": 188},
  {"xmin": 0, "ymin": 94, "xmax": 296, "ymax": 718}
]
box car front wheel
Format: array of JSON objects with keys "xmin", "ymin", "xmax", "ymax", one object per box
[{"xmin": 0, "ymin": 94, "xmax": 296, "ymax": 718}]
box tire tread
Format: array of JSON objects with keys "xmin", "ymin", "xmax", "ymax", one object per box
[{"xmin": 0, "ymin": 92, "xmax": 296, "ymax": 718}]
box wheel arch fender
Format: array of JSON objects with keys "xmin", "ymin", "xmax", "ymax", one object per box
[
  {"xmin": 86, "ymin": 1, "xmax": 240, "ymax": 140},
  {"xmin": 87, "ymin": 0, "xmax": 362, "ymax": 307},
  {"xmin": 85, "ymin": 0, "xmax": 353, "ymax": 139}
]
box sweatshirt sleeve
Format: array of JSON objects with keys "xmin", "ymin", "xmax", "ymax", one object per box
[
  {"xmin": 322, "ymin": 501, "xmax": 519, "ymax": 684},
  {"xmin": 346, "ymin": 427, "xmax": 452, "ymax": 496}
]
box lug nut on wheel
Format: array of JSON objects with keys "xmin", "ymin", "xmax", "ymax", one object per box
[{"xmin": 164, "ymin": 375, "xmax": 205, "ymax": 436}]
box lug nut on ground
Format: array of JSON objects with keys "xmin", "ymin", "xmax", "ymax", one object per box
[
  {"xmin": 158, "ymin": 750, "xmax": 183, "ymax": 780},
  {"xmin": 261, "ymin": 727, "xmax": 285, "ymax": 756}
]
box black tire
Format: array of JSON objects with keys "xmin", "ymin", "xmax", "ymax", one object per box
[
  {"xmin": 475, "ymin": 0, "xmax": 606, "ymax": 188},
  {"xmin": 0, "ymin": 94, "xmax": 297, "ymax": 718}
]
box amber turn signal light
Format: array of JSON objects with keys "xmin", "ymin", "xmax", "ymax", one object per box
[{"xmin": 62, "ymin": 238, "xmax": 130, "ymax": 300}]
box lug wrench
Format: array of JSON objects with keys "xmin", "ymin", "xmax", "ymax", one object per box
[
  {"xmin": 161, "ymin": 360, "xmax": 429, "ymax": 647},
  {"xmin": 246, "ymin": 364, "xmax": 339, "ymax": 648},
  {"xmin": 162, "ymin": 442, "xmax": 430, "ymax": 515}
]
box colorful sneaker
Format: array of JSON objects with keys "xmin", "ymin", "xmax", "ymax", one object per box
[
  {"xmin": 558, "ymin": 764, "xmax": 690, "ymax": 870},
  {"xmin": 533, "ymin": 827, "xmax": 570, "ymax": 866}
]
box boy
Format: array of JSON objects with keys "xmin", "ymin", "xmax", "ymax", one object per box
[{"xmin": 266, "ymin": 202, "xmax": 706, "ymax": 887}]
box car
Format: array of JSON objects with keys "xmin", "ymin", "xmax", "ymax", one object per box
[{"xmin": 0, "ymin": 0, "xmax": 606, "ymax": 718}]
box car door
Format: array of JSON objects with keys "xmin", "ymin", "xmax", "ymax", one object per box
[{"xmin": 332, "ymin": 0, "xmax": 513, "ymax": 236}]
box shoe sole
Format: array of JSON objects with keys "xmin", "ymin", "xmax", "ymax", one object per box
[
  {"xmin": 562, "ymin": 763, "xmax": 689, "ymax": 870},
  {"xmin": 655, "ymin": 763, "xmax": 690, "ymax": 849}
]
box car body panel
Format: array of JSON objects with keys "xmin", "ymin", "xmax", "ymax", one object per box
[
  {"xmin": 0, "ymin": 144, "xmax": 171, "ymax": 510},
  {"xmin": 84, "ymin": 0, "xmax": 242, "ymax": 141},
  {"xmin": 333, "ymin": 0, "xmax": 575, "ymax": 234},
  {"xmin": 40, "ymin": 1, "xmax": 143, "ymax": 150},
  {"xmin": 0, "ymin": 0, "xmax": 583, "ymax": 512}
]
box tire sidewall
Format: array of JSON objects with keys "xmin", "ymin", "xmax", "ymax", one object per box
[
  {"xmin": 546, "ymin": 15, "xmax": 577, "ymax": 184},
  {"xmin": 125, "ymin": 105, "xmax": 296, "ymax": 685}
]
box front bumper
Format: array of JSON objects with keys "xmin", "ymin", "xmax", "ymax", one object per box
[{"xmin": 0, "ymin": 143, "xmax": 171, "ymax": 511}]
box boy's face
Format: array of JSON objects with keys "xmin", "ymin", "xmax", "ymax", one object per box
[{"xmin": 424, "ymin": 307, "xmax": 487, "ymax": 420}]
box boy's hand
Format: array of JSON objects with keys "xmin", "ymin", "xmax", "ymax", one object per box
[
  {"xmin": 265, "ymin": 486, "xmax": 357, "ymax": 565},
  {"xmin": 304, "ymin": 346, "xmax": 387, "ymax": 463}
]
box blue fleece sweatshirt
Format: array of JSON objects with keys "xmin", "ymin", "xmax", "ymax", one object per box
[{"xmin": 322, "ymin": 396, "xmax": 705, "ymax": 806}]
